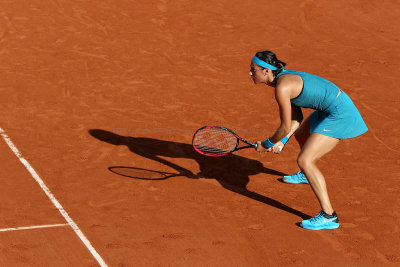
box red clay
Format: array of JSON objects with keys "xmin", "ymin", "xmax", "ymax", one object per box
[{"xmin": 0, "ymin": 0, "xmax": 399, "ymax": 266}]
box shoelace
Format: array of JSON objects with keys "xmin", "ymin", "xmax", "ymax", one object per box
[
  {"xmin": 309, "ymin": 211, "xmax": 336, "ymax": 224},
  {"xmin": 309, "ymin": 212, "xmax": 324, "ymax": 223},
  {"xmin": 294, "ymin": 171, "xmax": 307, "ymax": 182},
  {"xmin": 310, "ymin": 212, "xmax": 322, "ymax": 223}
]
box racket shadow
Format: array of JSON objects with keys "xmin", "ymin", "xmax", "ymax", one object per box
[
  {"xmin": 108, "ymin": 166, "xmax": 197, "ymax": 180},
  {"xmin": 89, "ymin": 129, "xmax": 309, "ymax": 219},
  {"xmin": 108, "ymin": 166, "xmax": 171, "ymax": 180}
]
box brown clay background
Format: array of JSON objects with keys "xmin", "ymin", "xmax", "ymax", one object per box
[{"xmin": 0, "ymin": 0, "xmax": 399, "ymax": 266}]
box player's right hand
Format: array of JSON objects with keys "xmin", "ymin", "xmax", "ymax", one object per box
[{"xmin": 256, "ymin": 141, "xmax": 272, "ymax": 153}]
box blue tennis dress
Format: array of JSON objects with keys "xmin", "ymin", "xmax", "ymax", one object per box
[{"xmin": 276, "ymin": 70, "xmax": 368, "ymax": 139}]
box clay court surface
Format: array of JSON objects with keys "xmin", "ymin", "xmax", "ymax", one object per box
[{"xmin": 1, "ymin": 0, "xmax": 399, "ymax": 266}]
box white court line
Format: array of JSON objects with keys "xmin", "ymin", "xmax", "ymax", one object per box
[
  {"xmin": 0, "ymin": 223, "xmax": 68, "ymax": 232},
  {"xmin": 0, "ymin": 127, "xmax": 108, "ymax": 267}
]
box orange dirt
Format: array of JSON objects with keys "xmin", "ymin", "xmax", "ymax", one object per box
[{"xmin": 0, "ymin": 0, "xmax": 399, "ymax": 266}]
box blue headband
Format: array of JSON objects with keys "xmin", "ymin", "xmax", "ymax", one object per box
[{"xmin": 252, "ymin": 56, "xmax": 280, "ymax": 70}]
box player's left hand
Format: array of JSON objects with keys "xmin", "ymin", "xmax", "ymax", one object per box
[{"xmin": 271, "ymin": 141, "xmax": 284, "ymax": 154}]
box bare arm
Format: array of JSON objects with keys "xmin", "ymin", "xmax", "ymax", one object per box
[
  {"xmin": 268, "ymin": 83, "xmax": 292, "ymax": 143},
  {"xmin": 285, "ymin": 104, "xmax": 303, "ymax": 138},
  {"xmin": 256, "ymin": 76, "xmax": 303, "ymax": 153}
]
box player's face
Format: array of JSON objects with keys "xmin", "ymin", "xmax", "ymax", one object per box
[{"xmin": 249, "ymin": 62, "xmax": 266, "ymax": 84}]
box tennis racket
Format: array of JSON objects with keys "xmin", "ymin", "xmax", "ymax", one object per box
[{"xmin": 192, "ymin": 126, "xmax": 258, "ymax": 157}]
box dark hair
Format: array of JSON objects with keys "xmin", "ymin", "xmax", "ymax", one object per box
[{"xmin": 255, "ymin": 51, "xmax": 286, "ymax": 77}]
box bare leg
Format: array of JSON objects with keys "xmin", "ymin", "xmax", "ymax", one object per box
[{"xmin": 297, "ymin": 133, "xmax": 339, "ymax": 215}]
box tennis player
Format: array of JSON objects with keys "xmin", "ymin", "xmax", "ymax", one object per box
[{"xmin": 250, "ymin": 51, "xmax": 368, "ymax": 230}]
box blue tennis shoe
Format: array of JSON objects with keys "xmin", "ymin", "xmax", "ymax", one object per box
[
  {"xmin": 282, "ymin": 171, "xmax": 309, "ymax": 184},
  {"xmin": 301, "ymin": 210, "xmax": 340, "ymax": 230}
]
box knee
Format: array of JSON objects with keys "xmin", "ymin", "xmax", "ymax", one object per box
[{"xmin": 297, "ymin": 154, "xmax": 313, "ymax": 170}]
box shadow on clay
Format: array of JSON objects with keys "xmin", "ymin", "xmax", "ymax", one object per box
[{"xmin": 89, "ymin": 129, "xmax": 310, "ymax": 219}]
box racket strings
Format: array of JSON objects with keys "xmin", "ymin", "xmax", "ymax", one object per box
[{"xmin": 193, "ymin": 127, "xmax": 238, "ymax": 155}]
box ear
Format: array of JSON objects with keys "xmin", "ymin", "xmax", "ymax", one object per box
[{"xmin": 263, "ymin": 68, "xmax": 271, "ymax": 76}]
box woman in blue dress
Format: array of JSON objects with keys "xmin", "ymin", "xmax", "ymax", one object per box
[{"xmin": 250, "ymin": 51, "xmax": 368, "ymax": 230}]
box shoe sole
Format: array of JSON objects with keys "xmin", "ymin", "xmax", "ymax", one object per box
[
  {"xmin": 300, "ymin": 223, "xmax": 340, "ymax": 230},
  {"xmin": 282, "ymin": 178, "xmax": 309, "ymax": 184}
]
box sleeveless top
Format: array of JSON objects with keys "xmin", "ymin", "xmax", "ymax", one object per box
[
  {"xmin": 275, "ymin": 70, "xmax": 368, "ymax": 139},
  {"xmin": 275, "ymin": 70, "xmax": 340, "ymax": 112}
]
